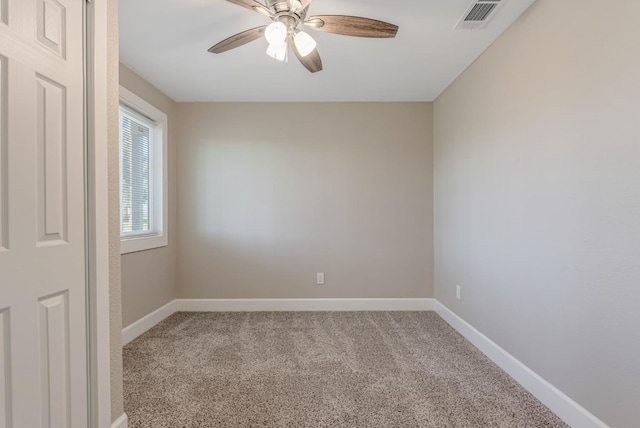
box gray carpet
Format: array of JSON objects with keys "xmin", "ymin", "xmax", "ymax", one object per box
[{"xmin": 123, "ymin": 312, "xmax": 567, "ymax": 427}]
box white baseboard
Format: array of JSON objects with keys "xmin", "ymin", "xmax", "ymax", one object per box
[
  {"xmin": 122, "ymin": 300, "xmax": 177, "ymax": 346},
  {"xmin": 111, "ymin": 413, "xmax": 128, "ymax": 428},
  {"xmin": 434, "ymin": 301, "xmax": 608, "ymax": 428},
  {"xmin": 122, "ymin": 298, "xmax": 434, "ymax": 347},
  {"xmin": 176, "ymin": 298, "xmax": 435, "ymax": 312}
]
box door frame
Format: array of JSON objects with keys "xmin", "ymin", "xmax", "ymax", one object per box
[{"xmin": 85, "ymin": 0, "xmax": 113, "ymax": 427}]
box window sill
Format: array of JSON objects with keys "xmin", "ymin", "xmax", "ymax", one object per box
[{"xmin": 120, "ymin": 234, "xmax": 167, "ymax": 255}]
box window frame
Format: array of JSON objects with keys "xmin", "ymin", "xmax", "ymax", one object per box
[{"xmin": 118, "ymin": 86, "xmax": 168, "ymax": 254}]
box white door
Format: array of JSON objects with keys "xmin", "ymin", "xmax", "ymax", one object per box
[{"xmin": 0, "ymin": 0, "xmax": 88, "ymax": 427}]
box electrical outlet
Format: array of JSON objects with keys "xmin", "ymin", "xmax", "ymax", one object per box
[
  {"xmin": 456, "ymin": 285, "xmax": 461, "ymax": 300},
  {"xmin": 316, "ymin": 272, "xmax": 325, "ymax": 285}
]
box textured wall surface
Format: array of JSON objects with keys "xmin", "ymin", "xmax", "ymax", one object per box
[
  {"xmin": 176, "ymin": 103, "xmax": 434, "ymax": 300},
  {"xmin": 119, "ymin": 64, "xmax": 178, "ymax": 327},
  {"xmin": 434, "ymin": 0, "xmax": 640, "ymax": 426}
]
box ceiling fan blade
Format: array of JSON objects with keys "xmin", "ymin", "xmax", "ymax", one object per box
[
  {"xmin": 225, "ymin": 0, "xmax": 271, "ymax": 16},
  {"xmin": 291, "ymin": 36, "xmax": 322, "ymax": 73},
  {"xmin": 208, "ymin": 26, "xmax": 267, "ymax": 54},
  {"xmin": 305, "ymin": 15, "xmax": 398, "ymax": 38}
]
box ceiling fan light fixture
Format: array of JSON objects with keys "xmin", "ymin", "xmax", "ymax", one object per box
[
  {"xmin": 265, "ymin": 21, "xmax": 288, "ymax": 45},
  {"xmin": 209, "ymin": 0, "xmax": 398, "ymax": 73},
  {"xmin": 266, "ymin": 42, "xmax": 287, "ymax": 62},
  {"xmin": 294, "ymin": 31, "xmax": 316, "ymax": 57}
]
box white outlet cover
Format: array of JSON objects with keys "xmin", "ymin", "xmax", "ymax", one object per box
[
  {"xmin": 456, "ymin": 285, "xmax": 461, "ymax": 300},
  {"xmin": 316, "ymin": 273, "xmax": 325, "ymax": 285}
]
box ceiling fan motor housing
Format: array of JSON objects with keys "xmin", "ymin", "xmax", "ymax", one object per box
[
  {"xmin": 267, "ymin": 1, "xmax": 307, "ymax": 20},
  {"xmin": 266, "ymin": 1, "xmax": 288, "ymax": 12},
  {"xmin": 276, "ymin": 14, "xmax": 298, "ymax": 32}
]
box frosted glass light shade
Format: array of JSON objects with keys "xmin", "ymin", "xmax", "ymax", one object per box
[
  {"xmin": 266, "ymin": 42, "xmax": 287, "ymax": 61},
  {"xmin": 265, "ymin": 21, "xmax": 287, "ymax": 45},
  {"xmin": 294, "ymin": 31, "xmax": 316, "ymax": 57}
]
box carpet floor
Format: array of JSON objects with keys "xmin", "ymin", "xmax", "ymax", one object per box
[{"xmin": 123, "ymin": 311, "xmax": 567, "ymax": 427}]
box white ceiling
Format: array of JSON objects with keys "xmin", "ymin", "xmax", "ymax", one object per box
[{"xmin": 119, "ymin": 0, "xmax": 535, "ymax": 102}]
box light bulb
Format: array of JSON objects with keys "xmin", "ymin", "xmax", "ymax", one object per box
[
  {"xmin": 266, "ymin": 42, "xmax": 287, "ymax": 62},
  {"xmin": 294, "ymin": 31, "xmax": 316, "ymax": 57},
  {"xmin": 265, "ymin": 21, "xmax": 287, "ymax": 45}
]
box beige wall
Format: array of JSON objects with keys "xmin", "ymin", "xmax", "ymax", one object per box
[
  {"xmin": 108, "ymin": 0, "xmax": 123, "ymax": 422},
  {"xmin": 434, "ymin": 0, "xmax": 640, "ymax": 426},
  {"xmin": 119, "ymin": 64, "xmax": 179, "ymax": 327},
  {"xmin": 176, "ymin": 103, "xmax": 434, "ymax": 299}
]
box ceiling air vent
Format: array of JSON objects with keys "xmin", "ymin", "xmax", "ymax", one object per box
[{"xmin": 455, "ymin": 0, "xmax": 504, "ymax": 30}]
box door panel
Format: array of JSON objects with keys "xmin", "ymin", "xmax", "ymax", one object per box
[
  {"xmin": 0, "ymin": 0, "xmax": 6, "ymax": 26},
  {"xmin": 0, "ymin": 54, "xmax": 6, "ymax": 252},
  {"xmin": 38, "ymin": 291, "xmax": 70, "ymax": 427},
  {"xmin": 36, "ymin": 74, "xmax": 68, "ymax": 246},
  {"xmin": 37, "ymin": 0, "xmax": 67, "ymax": 58},
  {"xmin": 0, "ymin": 0, "xmax": 87, "ymax": 427},
  {"xmin": 0, "ymin": 307, "xmax": 10, "ymax": 428}
]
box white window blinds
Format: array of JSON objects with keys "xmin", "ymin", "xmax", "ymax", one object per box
[{"xmin": 119, "ymin": 105, "xmax": 155, "ymax": 236}]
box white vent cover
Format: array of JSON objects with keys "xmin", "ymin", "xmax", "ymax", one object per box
[{"xmin": 455, "ymin": 0, "xmax": 504, "ymax": 30}]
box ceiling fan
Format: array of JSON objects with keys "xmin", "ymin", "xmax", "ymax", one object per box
[{"xmin": 208, "ymin": 0, "xmax": 399, "ymax": 73}]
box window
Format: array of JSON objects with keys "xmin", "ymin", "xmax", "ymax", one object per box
[{"xmin": 119, "ymin": 86, "xmax": 168, "ymax": 253}]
